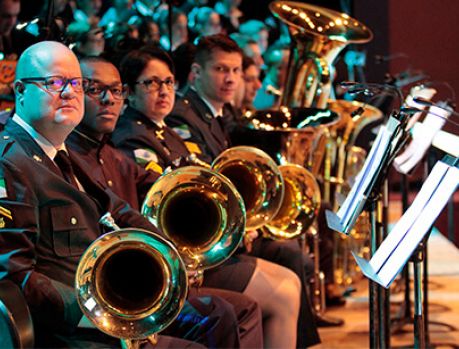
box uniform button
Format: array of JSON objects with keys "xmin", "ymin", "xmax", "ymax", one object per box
[
  {"xmin": 3, "ymin": 135, "xmax": 9, "ymax": 140},
  {"xmin": 107, "ymin": 180, "xmax": 113, "ymax": 187},
  {"xmin": 70, "ymin": 217, "xmax": 78, "ymax": 225},
  {"xmin": 136, "ymin": 121, "xmax": 143, "ymax": 125},
  {"xmin": 99, "ymin": 158, "xmax": 104, "ymax": 165}
]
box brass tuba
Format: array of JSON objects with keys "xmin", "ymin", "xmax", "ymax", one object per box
[
  {"xmin": 75, "ymin": 214, "xmax": 188, "ymax": 349},
  {"xmin": 141, "ymin": 166, "xmax": 246, "ymax": 272},
  {"xmin": 270, "ymin": 1, "xmax": 373, "ymax": 109}
]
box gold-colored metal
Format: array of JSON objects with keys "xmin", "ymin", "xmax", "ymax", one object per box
[
  {"xmin": 211, "ymin": 146, "xmax": 284, "ymax": 230},
  {"xmin": 263, "ymin": 164, "xmax": 321, "ymax": 239},
  {"xmin": 75, "ymin": 217, "xmax": 188, "ymax": 348},
  {"xmin": 270, "ymin": 1, "xmax": 373, "ymax": 109},
  {"xmin": 141, "ymin": 166, "xmax": 246, "ymax": 272},
  {"xmin": 241, "ymin": 107, "xmax": 340, "ymax": 173}
]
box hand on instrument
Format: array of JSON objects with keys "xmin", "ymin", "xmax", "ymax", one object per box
[{"xmin": 243, "ymin": 230, "xmax": 259, "ymax": 253}]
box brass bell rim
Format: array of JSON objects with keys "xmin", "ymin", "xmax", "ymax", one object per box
[
  {"xmin": 75, "ymin": 228, "xmax": 188, "ymax": 339},
  {"xmin": 269, "ymin": 0, "xmax": 373, "ymax": 44}
]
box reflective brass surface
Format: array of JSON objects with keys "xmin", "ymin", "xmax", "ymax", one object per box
[
  {"xmin": 141, "ymin": 166, "xmax": 245, "ymax": 271},
  {"xmin": 269, "ymin": 1, "xmax": 372, "ymax": 109},
  {"xmin": 239, "ymin": 107, "xmax": 339, "ymax": 173},
  {"xmin": 327, "ymin": 99, "xmax": 384, "ymax": 147},
  {"xmin": 264, "ymin": 164, "xmax": 321, "ymax": 239},
  {"xmin": 75, "ymin": 229, "xmax": 187, "ymax": 340},
  {"xmin": 212, "ymin": 146, "xmax": 284, "ymax": 230}
]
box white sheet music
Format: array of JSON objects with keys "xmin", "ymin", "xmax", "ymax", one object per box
[
  {"xmin": 335, "ymin": 116, "xmax": 401, "ymax": 233},
  {"xmin": 360, "ymin": 160, "xmax": 459, "ymax": 288}
]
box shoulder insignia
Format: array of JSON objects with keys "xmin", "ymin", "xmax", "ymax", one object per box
[
  {"xmin": 133, "ymin": 148, "xmax": 159, "ymax": 165},
  {"xmin": 32, "ymin": 154, "xmax": 42, "ymax": 162},
  {"xmin": 0, "ymin": 178, "xmax": 7, "ymax": 198},
  {"xmin": 145, "ymin": 160, "xmax": 163, "ymax": 174},
  {"xmin": 0, "ymin": 206, "xmax": 12, "ymax": 222},
  {"xmin": 172, "ymin": 124, "xmax": 191, "ymax": 140},
  {"xmin": 184, "ymin": 141, "xmax": 202, "ymax": 154},
  {"xmin": 204, "ymin": 113, "xmax": 213, "ymax": 120}
]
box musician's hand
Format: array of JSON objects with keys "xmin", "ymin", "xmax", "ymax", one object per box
[{"xmin": 243, "ymin": 230, "xmax": 259, "ymax": 253}]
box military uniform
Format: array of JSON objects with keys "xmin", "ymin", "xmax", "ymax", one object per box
[
  {"xmin": 66, "ymin": 129, "xmax": 160, "ymax": 210},
  {"xmin": 166, "ymin": 88, "xmax": 233, "ymax": 163},
  {"xmin": 0, "ymin": 119, "xmax": 250, "ymax": 349},
  {"xmin": 111, "ymin": 106, "xmax": 257, "ymax": 292},
  {"xmin": 112, "ymin": 106, "xmax": 192, "ymax": 172},
  {"xmin": 69, "ymin": 127, "xmax": 264, "ymax": 349}
]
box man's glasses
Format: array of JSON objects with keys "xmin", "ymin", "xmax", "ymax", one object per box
[
  {"xmin": 20, "ymin": 75, "xmax": 88, "ymax": 93},
  {"xmin": 135, "ymin": 76, "xmax": 175, "ymax": 92},
  {"xmin": 85, "ymin": 80, "xmax": 128, "ymax": 100}
]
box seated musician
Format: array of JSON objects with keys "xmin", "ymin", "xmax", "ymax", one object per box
[
  {"xmin": 111, "ymin": 45, "xmax": 303, "ymax": 349},
  {"xmin": 0, "ymin": 40, "xmax": 244, "ymax": 349},
  {"xmin": 140, "ymin": 35, "xmax": 323, "ymax": 346},
  {"xmin": 66, "ymin": 55, "xmax": 264, "ymax": 348}
]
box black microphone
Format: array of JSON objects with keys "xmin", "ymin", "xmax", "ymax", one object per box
[{"xmin": 340, "ymin": 81, "xmax": 404, "ymax": 104}]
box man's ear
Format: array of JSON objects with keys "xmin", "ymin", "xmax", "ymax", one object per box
[
  {"xmin": 191, "ymin": 63, "xmax": 201, "ymax": 77},
  {"xmin": 14, "ymin": 81, "xmax": 25, "ymax": 94}
]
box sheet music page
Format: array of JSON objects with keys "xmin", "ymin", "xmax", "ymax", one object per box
[
  {"xmin": 377, "ymin": 165, "xmax": 459, "ymax": 287},
  {"xmin": 337, "ymin": 116, "xmax": 400, "ymax": 231},
  {"xmin": 369, "ymin": 161, "xmax": 449, "ymax": 271}
]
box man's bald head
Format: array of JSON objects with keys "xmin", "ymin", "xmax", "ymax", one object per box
[
  {"xmin": 14, "ymin": 41, "xmax": 85, "ymax": 147},
  {"xmin": 15, "ymin": 41, "xmax": 80, "ymax": 80}
]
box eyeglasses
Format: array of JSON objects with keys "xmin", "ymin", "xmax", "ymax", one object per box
[
  {"xmin": 135, "ymin": 76, "xmax": 175, "ymax": 92},
  {"xmin": 85, "ymin": 80, "xmax": 128, "ymax": 100},
  {"xmin": 20, "ymin": 75, "xmax": 88, "ymax": 93}
]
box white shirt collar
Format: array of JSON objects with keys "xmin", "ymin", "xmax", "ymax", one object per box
[
  {"xmin": 191, "ymin": 86, "xmax": 223, "ymax": 117},
  {"xmin": 12, "ymin": 113, "xmax": 66, "ymax": 160}
]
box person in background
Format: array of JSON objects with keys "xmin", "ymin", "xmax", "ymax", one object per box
[
  {"xmin": 238, "ymin": 19, "xmax": 269, "ymax": 55},
  {"xmin": 73, "ymin": 0, "xmax": 102, "ymax": 26},
  {"xmin": 253, "ymin": 43, "xmax": 290, "ymax": 110},
  {"xmin": 157, "ymin": 8, "xmax": 188, "ymax": 52},
  {"xmin": 99, "ymin": 0, "xmax": 135, "ymax": 27},
  {"xmin": 188, "ymin": 6, "xmax": 222, "ymax": 43},
  {"xmin": 67, "ymin": 23, "xmax": 105, "ymax": 58}
]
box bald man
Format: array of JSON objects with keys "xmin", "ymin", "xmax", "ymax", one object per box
[{"xmin": 0, "ymin": 41, "xmax": 206, "ymax": 348}]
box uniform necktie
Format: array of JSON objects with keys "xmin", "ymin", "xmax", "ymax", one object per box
[
  {"xmin": 54, "ymin": 150, "xmax": 79, "ymax": 189},
  {"xmin": 210, "ymin": 116, "xmax": 228, "ymax": 149}
]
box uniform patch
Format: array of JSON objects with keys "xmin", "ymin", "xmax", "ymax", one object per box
[
  {"xmin": 184, "ymin": 141, "xmax": 202, "ymax": 154},
  {"xmin": 145, "ymin": 161, "xmax": 163, "ymax": 174},
  {"xmin": 134, "ymin": 148, "xmax": 159, "ymax": 165},
  {"xmin": 0, "ymin": 178, "xmax": 6, "ymax": 198},
  {"xmin": 173, "ymin": 125, "xmax": 191, "ymax": 140},
  {"xmin": 0, "ymin": 205, "xmax": 12, "ymax": 221}
]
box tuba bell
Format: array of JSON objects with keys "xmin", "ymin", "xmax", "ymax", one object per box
[
  {"xmin": 270, "ymin": 1, "xmax": 373, "ymax": 109},
  {"xmin": 75, "ymin": 214, "xmax": 188, "ymax": 349},
  {"xmin": 141, "ymin": 166, "xmax": 246, "ymax": 272}
]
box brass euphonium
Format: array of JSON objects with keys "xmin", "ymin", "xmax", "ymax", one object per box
[
  {"xmin": 141, "ymin": 166, "xmax": 246, "ymax": 273},
  {"xmin": 75, "ymin": 213, "xmax": 188, "ymax": 349},
  {"xmin": 211, "ymin": 146, "xmax": 284, "ymax": 230},
  {"xmin": 263, "ymin": 163, "xmax": 321, "ymax": 240}
]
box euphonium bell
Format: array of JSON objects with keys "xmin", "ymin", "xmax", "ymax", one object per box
[
  {"xmin": 211, "ymin": 146, "xmax": 284, "ymax": 230},
  {"xmin": 263, "ymin": 164, "xmax": 321, "ymax": 239},
  {"xmin": 141, "ymin": 166, "xmax": 246, "ymax": 271},
  {"xmin": 75, "ymin": 214, "xmax": 188, "ymax": 348}
]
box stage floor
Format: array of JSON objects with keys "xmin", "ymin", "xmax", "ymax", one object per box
[{"xmin": 316, "ymin": 230, "xmax": 459, "ymax": 348}]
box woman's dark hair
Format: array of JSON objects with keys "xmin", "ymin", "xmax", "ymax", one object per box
[{"xmin": 120, "ymin": 45, "xmax": 175, "ymax": 91}]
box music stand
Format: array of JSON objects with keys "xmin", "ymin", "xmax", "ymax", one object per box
[{"xmin": 326, "ymin": 111, "xmax": 409, "ymax": 348}]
